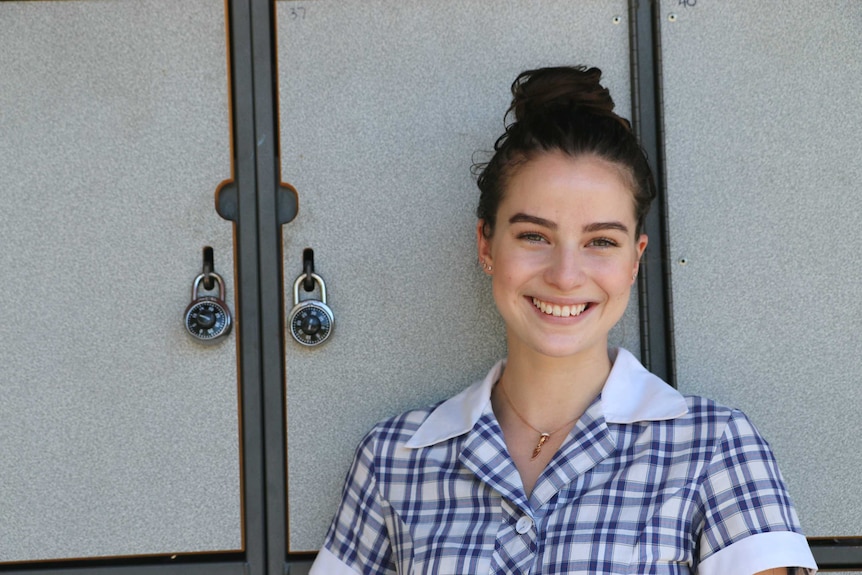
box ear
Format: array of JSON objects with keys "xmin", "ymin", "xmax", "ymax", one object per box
[
  {"xmin": 476, "ymin": 220, "xmax": 493, "ymax": 273},
  {"xmin": 632, "ymin": 234, "xmax": 648, "ymax": 283}
]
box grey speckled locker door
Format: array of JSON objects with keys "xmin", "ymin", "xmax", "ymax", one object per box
[
  {"xmin": 276, "ymin": 0, "xmax": 640, "ymax": 552},
  {"xmin": 0, "ymin": 0, "xmax": 241, "ymax": 563},
  {"xmin": 661, "ymin": 0, "xmax": 862, "ymax": 540}
]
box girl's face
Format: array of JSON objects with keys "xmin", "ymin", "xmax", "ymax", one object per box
[{"xmin": 477, "ymin": 151, "xmax": 647, "ymax": 361}]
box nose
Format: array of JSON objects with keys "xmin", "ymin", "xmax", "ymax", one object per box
[{"xmin": 544, "ymin": 244, "xmax": 587, "ymax": 290}]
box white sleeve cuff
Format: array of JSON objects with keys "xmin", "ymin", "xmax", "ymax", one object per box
[
  {"xmin": 698, "ymin": 531, "xmax": 818, "ymax": 575},
  {"xmin": 308, "ymin": 547, "xmax": 362, "ymax": 575}
]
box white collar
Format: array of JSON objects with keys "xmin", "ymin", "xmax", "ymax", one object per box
[{"xmin": 405, "ymin": 348, "xmax": 688, "ymax": 449}]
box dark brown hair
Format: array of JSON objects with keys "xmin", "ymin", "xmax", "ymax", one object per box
[{"xmin": 475, "ymin": 66, "xmax": 655, "ymax": 237}]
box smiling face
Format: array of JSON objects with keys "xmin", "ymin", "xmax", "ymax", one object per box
[{"xmin": 477, "ymin": 151, "xmax": 648, "ymax": 361}]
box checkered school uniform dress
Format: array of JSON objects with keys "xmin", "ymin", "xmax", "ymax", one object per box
[{"xmin": 310, "ymin": 348, "xmax": 817, "ymax": 575}]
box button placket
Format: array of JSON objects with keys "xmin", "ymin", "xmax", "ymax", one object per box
[{"xmin": 490, "ymin": 499, "xmax": 538, "ymax": 574}]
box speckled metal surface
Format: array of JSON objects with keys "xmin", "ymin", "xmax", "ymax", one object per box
[
  {"xmin": 662, "ymin": 0, "xmax": 862, "ymax": 537},
  {"xmin": 0, "ymin": 0, "xmax": 240, "ymax": 561},
  {"xmin": 276, "ymin": 0, "xmax": 636, "ymax": 551}
]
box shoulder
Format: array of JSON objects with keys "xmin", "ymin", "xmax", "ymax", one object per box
[
  {"xmin": 677, "ymin": 395, "xmax": 769, "ymax": 446},
  {"xmin": 680, "ymin": 394, "xmax": 737, "ymax": 427},
  {"xmin": 630, "ymin": 394, "xmax": 773, "ymax": 470},
  {"xmin": 669, "ymin": 394, "xmax": 756, "ymax": 433},
  {"xmin": 353, "ymin": 360, "xmax": 502, "ymax": 465},
  {"xmin": 657, "ymin": 396, "xmax": 788, "ymax": 504},
  {"xmin": 356, "ymin": 403, "xmax": 439, "ymax": 460}
]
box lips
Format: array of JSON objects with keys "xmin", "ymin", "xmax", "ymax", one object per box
[{"xmin": 531, "ymin": 297, "xmax": 588, "ymax": 318}]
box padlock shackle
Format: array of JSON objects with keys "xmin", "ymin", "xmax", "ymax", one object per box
[
  {"xmin": 293, "ymin": 272, "xmax": 326, "ymax": 304},
  {"xmin": 193, "ymin": 272, "xmax": 226, "ymax": 300}
]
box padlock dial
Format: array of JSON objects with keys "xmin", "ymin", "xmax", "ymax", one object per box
[
  {"xmin": 186, "ymin": 299, "xmax": 231, "ymax": 342},
  {"xmin": 196, "ymin": 310, "xmax": 217, "ymax": 329},
  {"xmin": 290, "ymin": 304, "xmax": 332, "ymax": 346}
]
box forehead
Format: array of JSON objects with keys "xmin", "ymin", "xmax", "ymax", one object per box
[{"xmin": 500, "ymin": 152, "xmax": 637, "ymax": 224}]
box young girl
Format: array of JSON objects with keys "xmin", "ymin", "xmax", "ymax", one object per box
[{"xmin": 310, "ymin": 66, "xmax": 817, "ymax": 575}]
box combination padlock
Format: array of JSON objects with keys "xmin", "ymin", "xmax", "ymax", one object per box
[
  {"xmin": 288, "ymin": 272, "xmax": 333, "ymax": 347},
  {"xmin": 184, "ymin": 272, "xmax": 232, "ymax": 344}
]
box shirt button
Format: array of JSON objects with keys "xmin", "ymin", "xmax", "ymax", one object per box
[{"xmin": 515, "ymin": 516, "xmax": 533, "ymax": 534}]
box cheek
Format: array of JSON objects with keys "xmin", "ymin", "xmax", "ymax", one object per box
[
  {"xmin": 494, "ymin": 247, "xmax": 543, "ymax": 277},
  {"xmin": 490, "ymin": 271, "xmax": 517, "ymax": 304},
  {"xmin": 595, "ymin": 260, "xmax": 638, "ymax": 296},
  {"xmin": 489, "ymin": 256, "xmax": 533, "ymax": 308}
]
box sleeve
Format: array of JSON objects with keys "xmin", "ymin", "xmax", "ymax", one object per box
[
  {"xmin": 309, "ymin": 429, "xmax": 396, "ymax": 575},
  {"xmin": 694, "ymin": 409, "xmax": 818, "ymax": 575}
]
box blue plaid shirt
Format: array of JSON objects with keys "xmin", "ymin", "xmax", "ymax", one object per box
[{"xmin": 311, "ymin": 348, "xmax": 817, "ymax": 575}]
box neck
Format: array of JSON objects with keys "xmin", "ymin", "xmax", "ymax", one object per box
[{"xmin": 496, "ymin": 342, "xmax": 613, "ymax": 430}]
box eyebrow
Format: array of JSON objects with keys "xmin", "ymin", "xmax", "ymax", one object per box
[
  {"xmin": 509, "ymin": 213, "xmax": 630, "ymax": 234},
  {"xmin": 509, "ymin": 213, "xmax": 557, "ymax": 229},
  {"xmin": 583, "ymin": 221, "xmax": 630, "ymax": 234}
]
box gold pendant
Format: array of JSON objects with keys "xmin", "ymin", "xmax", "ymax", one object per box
[{"xmin": 531, "ymin": 433, "xmax": 551, "ymax": 460}]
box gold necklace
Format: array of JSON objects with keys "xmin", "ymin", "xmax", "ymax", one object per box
[{"xmin": 498, "ymin": 381, "xmax": 580, "ymax": 460}]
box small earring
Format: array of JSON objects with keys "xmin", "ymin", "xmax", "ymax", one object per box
[{"xmin": 480, "ymin": 259, "xmax": 493, "ymax": 272}]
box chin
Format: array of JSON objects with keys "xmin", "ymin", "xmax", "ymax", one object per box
[{"xmin": 528, "ymin": 337, "xmax": 606, "ymax": 360}]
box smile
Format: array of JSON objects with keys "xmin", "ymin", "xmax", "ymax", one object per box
[{"xmin": 531, "ymin": 297, "xmax": 588, "ymax": 318}]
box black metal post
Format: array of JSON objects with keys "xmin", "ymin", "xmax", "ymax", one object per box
[{"xmin": 629, "ymin": 0, "xmax": 675, "ymax": 386}]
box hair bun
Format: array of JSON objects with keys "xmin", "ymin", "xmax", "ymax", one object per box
[
  {"xmin": 508, "ymin": 66, "xmax": 627, "ymax": 130},
  {"xmin": 477, "ymin": 64, "xmax": 653, "ymax": 239}
]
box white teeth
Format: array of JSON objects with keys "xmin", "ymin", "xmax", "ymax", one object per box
[{"xmin": 532, "ymin": 297, "xmax": 587, "ymax": 317}]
